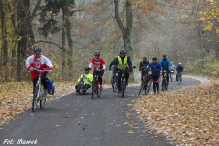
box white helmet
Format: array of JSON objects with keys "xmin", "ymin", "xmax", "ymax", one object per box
[
  {"xmin": 178, "ymin": 62, "xmax": 182, "ymax": 65},
  {"xmin": 171, "ymin": 62, "xmax": 173, "ymax": 64}
]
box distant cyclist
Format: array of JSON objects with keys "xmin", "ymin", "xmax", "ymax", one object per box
[
  {"xmin": 115, "ymin": 49, "xmax": 133, "ymax": 94},
  {"xmin": 26, "ymin": 47, "xmax": 53, "ymax": 93},
  {"xmin": 159, "ymin": 54, "xmax": 171, "ymax": 84},
  {"xmin": 109, "ymin": 56, "xmax": 117, "ymax": 84},
  {"xmin": 146, "ymin": 57, "xmax": 161, "ymax": 94},
  {"xmin": 88, "ymin": 51, "xmax": 106, "ymax": 93},
  {"xmin": 170, "ymin": 62, "xmax": 175, "ymax": 80},
  {"xmin": 75, "ymin": 67, "xmax": 93, "ymax": 93},
  {"xmin": 139, "ymin": 56, "xmax": 149, "ymax": 82},
  {"xmin": 176, "ymin": 62, "xmax": 184, "ymax": 81}
]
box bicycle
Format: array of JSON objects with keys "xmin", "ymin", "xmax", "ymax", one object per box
[
  {"xmin": 161, "ymin": 70, "xmax": 168, "ymax": 91},
  {"xmin": 78, "ymin": 74, "xmax": 87, "ymax": 95},
  {"xmin": 111, "ymin": 70, "xmax": 118, "ymax": 92},
  {"xmin": 176, "ymin": 71, "xmax": 182, "ymax": 84},
  {"xmin": 139, "ymin": 66, "xmax": 152, "ymax": 95},
  {"xmin": 170, "ymin": 69, "xmax": 174, "ymax": 82},
  {"xmin": 32, "ymin": 69, "xmax": 50, "ymax": 112},
  {"xmin": 91, "ymin": 69, "xmax": 102, "ymax": 99}
]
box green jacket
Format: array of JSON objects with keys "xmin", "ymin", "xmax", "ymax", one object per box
[{"xmin": 77, "ymin": 73, "xmax": 93, "ymax": 86}]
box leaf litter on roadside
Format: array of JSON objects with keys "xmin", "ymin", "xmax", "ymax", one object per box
[{"xmin": 133, "ymin": 79, "xmax": 219, "ymax": 145}]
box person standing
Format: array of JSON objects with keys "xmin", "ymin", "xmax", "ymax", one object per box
[{"xmin": 146, "ymin": 57, "xmax": 161, "ymax": 94}]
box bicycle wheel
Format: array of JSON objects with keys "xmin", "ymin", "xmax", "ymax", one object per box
[
  {"xmin": 79, "ymin": 87, "xmax": 83, "ymax": 95},
  {"xmin": 92, "ymin": 81, "xmax": 95, "ymax": 99},
  {"xmin": 122, "ymin": 79, "xmax": 126, "ymax": 98},
  {"xmin": 40, "ymin": 94, "xmax": 46, "ymax": 109},
  {"xmin": 147, "ymin": 80, "xmax": 152, "ymax": 93},
  {"xmin": 139, "ymin": 82, "xmax": 144, "ymax": 95},
  {"xmin": 162, "ymin": 79, "xmax": 165, "ymax": 91},
  {"xmin": 113, "ymin": 76, "xmax": 118, "ymax": 92},
  {"xmin": 165, "ymin": 79, "xmax": 168, "ymax": 91},
  {"xmin": 179, "ymin": 74, "xmax": 182, "ymax": 84},
  {"xmin": 32, "ymin": 85, "xmax": 40, "ymax": 112},
  {"xmin": 97, "ymin": 86, "xmax": 101, "ymax": 97}
]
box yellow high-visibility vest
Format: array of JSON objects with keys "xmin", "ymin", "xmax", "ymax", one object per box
[{"xmin": 117, "ymin": 56, "xmax": 128, "ymax": 70}]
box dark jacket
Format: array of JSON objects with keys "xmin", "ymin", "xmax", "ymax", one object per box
[
  {"xmin": 139, "ymin": 61, "xmax": 149, "ymax": 71},
  {"xmin": 115, "ymin": 55, "xmax": 132, "ymax": 70},
  {"xmin": 109, "ymin": 60, "xmax": 116, "ymax": 70},
  {"xmin": 176, "ymin": 65, "xmax": 184, "ymax": 72},
  {"xmin": 145, "ymin": 62, "xmax": 161, "ymax": 76}
]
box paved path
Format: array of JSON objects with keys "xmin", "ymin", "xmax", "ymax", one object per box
[{"xmin": 0, "ymin": 76, "xmax": 200, "ymax": 146}]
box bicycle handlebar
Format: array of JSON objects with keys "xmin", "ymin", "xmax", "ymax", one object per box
[{"xmin": 32, "ymin": 68, "xmax": 50, "ymax": 73}]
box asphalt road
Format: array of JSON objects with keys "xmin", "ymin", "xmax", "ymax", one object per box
[{"xmin": 0, "ymin": 76, "xmax": 200, "ymax": 146}]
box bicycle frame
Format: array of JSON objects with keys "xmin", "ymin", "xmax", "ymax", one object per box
[
  {"xmin": 32, "ymin": 69, "xmax": 49, "ymax": 112},
  {"xmin": 91, "ymin": 70, "xmax": 101, "ymax": 99},
  {"xmin": 161, "ymin": 70, "xmax": 168, "ymax": 91}
]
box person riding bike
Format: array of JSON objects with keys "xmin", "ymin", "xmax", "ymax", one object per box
[
  {"xmin": 145, "ymin": 57, "xmax": 161, "ymax": 94},
  {"xmin": 170, "ymin": 62, "xmax": 175, "ymax": 80},
  {"xmin": 159, "ymin": 54, "xmax": 171, "ymax": 85},
  {"xmin": 88, "ymin": 51, "xmax": 106, "ymax": 93},
  {"xmin": 109, "ymin": 56, "xmax": 118, "ymax": 84},
  {"xmin": 176, "ymin": 62, "xmax": 184, "ymax": 81},
  {"xmin": 139, "ymin": 56, "xmax": 149, "ymax": 82},
  {"xmin": 115, "ymin": 49, "xmax": 133, "ymax": 94},
  {"xmin": 75, "ymin": 67, "xmax": 93, "ymax": 93},
  {"xmin": 26, "ymin": 47, "xmax": 53, "ymax": 93}
]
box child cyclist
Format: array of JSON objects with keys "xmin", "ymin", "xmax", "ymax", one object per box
[
  {"xmin": 145, "ymin": 56, "xmax": 161, "ymax": 94},
  {"xmin": 88, "ymin": 51, "xmax": 106, "ymax": 93}
]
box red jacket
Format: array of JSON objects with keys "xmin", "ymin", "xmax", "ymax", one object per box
[
  {"xmin": 26, "ymin": 55, "xmax": 53, "ymax": 79},
  {"xmin": 89, "ymin": 58, "xmax": 106, "ymax": 72}
]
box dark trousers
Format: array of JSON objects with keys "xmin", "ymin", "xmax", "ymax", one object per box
[
  {"xmin": 93, "ymin": 71, "xmax": 104, "ymax": 85},
  {"xmin": 32, "ymin": 73, "xmax": 47, "ymax": 93},
  {"xmin": 152, "ymin": 76, "xmax": 159, "ymax": 93},
  {"xmin": 117, "ymin": 70, "xmax": 129, "ymax": 90},
  {"xmin": 75, "ymin": 84, "xmax": 91, "ymax": 92}
]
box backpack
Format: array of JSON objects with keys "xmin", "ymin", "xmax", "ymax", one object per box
[{"xmin": 46, "ymin": 79, "xmax": 55, "ymax": 95}]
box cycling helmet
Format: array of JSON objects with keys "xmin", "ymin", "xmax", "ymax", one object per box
[
  {"xmin": 171, "ymin": 62, "xmax": 173, "ymax": 64},
  {"xmin": 178, "ymin": 62, "xmax": 182, "ymax": 65},
  {"xmin": 152, "ymin": 56, "xmax": 157, "ymax": 60},
  {"xmin": 143, "ymin": 56, "xmax": 147, "ymax": 60},
  {"xmin": 119, "ymin": 49, "xmax": 125, "ymax": 54},
  {"xmin": 85, "ymin": 67, "xmax": 89, "ymax": 71},
  {"xmin": 114, "ymin": 56, "xmax": 117, "ymax": 59},
  {"xmin": 33, "ymin": 47, "xmax": 41, "ymax": 54},
  {"xmin": 94, "ymin": 51, "xmax": 100, "ymax": 56},
  {"xmin": 162, "ymin": 54, "xmax": 167, "ymax": 57}
]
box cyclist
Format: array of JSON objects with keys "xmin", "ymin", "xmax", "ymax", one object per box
[
  {"xmin": 139, "ymin": 56, "xmax": 149, "ymax": 82},
  {"xmin": 75, "ymin": 67, "xmax": 93, "ymax": 93},
  {"xmin": 109, "ymin": 56, "xmax": 118, "ymax": 84},
  {"xmin": 26, "ymin": 47, "xmax": 53, "ymax": 93},
  {"xmin": 170, "ymin": 62, "xmax": 175, "ymax": 80},
  {"xmin": 176, "ymin": 62, "xmax": 184, "ymax": 81},
  {"xmin": 88, "ymin": 51, "xmax": 106, "ymax": 93},
  {"xmin": 146, "ymin": 56, "xmax": 161, "ymax": 94},
  {"xmin": 115, "ymin": 49, "xmax": 133, "ymax": 94},
  {"xmin": 160, "ymin": 54, "xmax": 171, "ymax": 84}
]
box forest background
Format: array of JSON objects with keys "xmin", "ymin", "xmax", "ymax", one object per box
[{"xmin": 0, "ymin": 0, "xmax": 219, "ymax": 83}]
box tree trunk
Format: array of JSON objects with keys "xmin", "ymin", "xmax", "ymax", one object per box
[
  {"xmin": 124, "ymin": 0, "xmax": 132, "ymax": 60},
  {"xmin": 0, "ymin": 0, "xmax": 8, "ymax": 81},
  {"xmin": 17, "ymin": 0, "xmax": 33, "ymax": 81},
  {"xmin": 62, "ymin": 5, "xmax": 67, "ymax": 81},
  {"xmin": 65, "ymin": 0, "xmax": 74, "ymax": 71}
]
